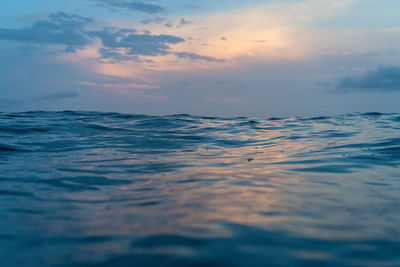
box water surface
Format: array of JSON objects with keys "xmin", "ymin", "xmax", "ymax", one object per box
[{"xmin": 1, "ymin": 111, "xmax": 400, "ymax": 266}]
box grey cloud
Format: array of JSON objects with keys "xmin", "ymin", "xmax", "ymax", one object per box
[
  {"xmin": 174, "ymin": 52, "xmax": 225, "ymax": 63},
  {"xmin": 164, "ymin": 22, "xmax": 174, "ymax": 28},
  {"xmin": 99, "ymin": 48, "xmax": 137, "ymax": 62},
  {"xmin": 148, "ymin": 17, "xmax": 193, "ymax": 28},
  {"xmin": 337, "ymin": 65, "xmax": 400, "ymax": 92},
  {"xmin": 38, "ymin": 91, "xmax": 79, "ymax": 101},
  {"xmin": 94, "ymin": 0, "xmax": 165, "ymax": 13},
  {"xmin": 94, "ymin": 30, "xmax": 225, "ymax": 62},
  {"xmin": 0, "ymin": 12, "xmax": 92, "ymax": 52},
  {"xmin": 0, "ymin": 12, "xmax": 224, "ymax": 63},
  {"xmin": 90, "ymin": 28, "xmax": 185, "ymax": 56},
  {"xmin": 179, "ymin": 18, "xmax": 193, "ymax": 26},
  {"xmin": 141, "ymin": 16, "xmax": 166, "ymax": 25}
]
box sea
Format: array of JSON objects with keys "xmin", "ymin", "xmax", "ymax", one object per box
[{"xmin": 0, "ymin": 111, "xmax": 400, "ymax": 266}]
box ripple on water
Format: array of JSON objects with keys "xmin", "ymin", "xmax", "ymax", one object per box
[{"xmin": 0, "ymin": 111, "xmax": 399, "ymax": 266}]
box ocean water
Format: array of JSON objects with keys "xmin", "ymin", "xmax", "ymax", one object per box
[{"xmin": 0, "ymin": 111, "xmax": 400, "ymax": 266}]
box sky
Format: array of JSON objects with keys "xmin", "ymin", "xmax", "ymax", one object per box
[{"xmin": 1, "ymin": 0, "xmax": 400, "ymax": 116}]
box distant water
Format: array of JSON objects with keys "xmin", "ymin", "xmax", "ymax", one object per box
[{"xmin": 1, "ymin": 111, "xmax": 400, "ymax": 266}]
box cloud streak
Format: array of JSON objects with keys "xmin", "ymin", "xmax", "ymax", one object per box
[
  {"xmin": 94, "ymin": 0, "xmax": 165, "ymax": 13},
  {"xmin": 174, "ymin": 52, "xmax": 226, "ymax": 62},
  {"xmin": 337, "ymin": 66, "xmax": 400, "ymax": 92},
  {"xmin": 77, "ymin": 81, "xmax": 159, "ymax": 89},
  {"xmin": 37, "ymin": 91, "xmax": 79, "ymax": 101}
]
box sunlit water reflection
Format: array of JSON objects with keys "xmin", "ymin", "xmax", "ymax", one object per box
[{"xmin": 1, "ymin": 111, "xmax": 399, "ymax": 266}]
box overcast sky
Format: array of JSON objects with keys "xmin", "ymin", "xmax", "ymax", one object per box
[{"xmin": 1, "ymin": 0, "xmax": 400, "ymax": 116}]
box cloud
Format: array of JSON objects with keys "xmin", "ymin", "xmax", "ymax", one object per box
[
  {"xmin": 37, "ymin": 91, "xmax": 79, "ymax": 101},
  {"xmin": 94, "ymin": 0, "xmax": 165, "ymax": 13},
  {"xmin": 0, "ymin": 12, "xmax": 93, "ymax": 52},
  {"xmin": 174, "ymin": 52, "xmax": 225, "ymax": 63},
  {"xmin": 141, "ymin": 16, "xmax": 166, "ymax": 25},
  {"xmin": 142, "ymin": 17, "xmax": 193, "ymax": 29},
  {"xmin": 0, "ymin": 12, "xmax": 182, "ymax": 59},
  {"xmin": 179, "ymin": 18, "xmax": 193, "ymax": 26},
  {"xmin": 76, "ymin": 79, "xmax": 166, "ymax": 102},
  {"xmin": 0, "ymin": 12, "xmax": 221, "ymax": 64},
  {"xmin": 77, "ymin": 81, "xmax": 158, "ymax": 90},
  {"xmin": 90, "ymin": 28, "xmax": 225, "ymax": 63},
  {"xmin": 90, "ymin": 28, "xmax": 185, "ymax": 56},
  {"xmin": 98, "ymin": 47, "xmax": 136, "ymax": 62},
  {"xmin": 336, "ymin": 66, "xmax": 400, "ymax": 92}
]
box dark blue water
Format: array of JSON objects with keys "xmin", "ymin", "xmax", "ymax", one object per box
[{"xmin": 1, "ymin": 111, "xmax": 400, "ymax": 266}]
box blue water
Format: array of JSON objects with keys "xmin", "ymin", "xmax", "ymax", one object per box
[{"xmin": 1, "ymin": 111, "xmax": 400, "ymax": 266}]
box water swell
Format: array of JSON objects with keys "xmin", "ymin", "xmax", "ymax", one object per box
[
  {"xmin": 0, "ymin": 111, "xmax": 400, "ymax": 266},
  {"xmin": 0, "ymin": 143, "xmax": 27, "ymax": 152}
]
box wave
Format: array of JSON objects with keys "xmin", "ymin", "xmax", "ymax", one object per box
[{"xmin": 0, "ymin": 111, "xmax": 399, "ymax": 266}]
